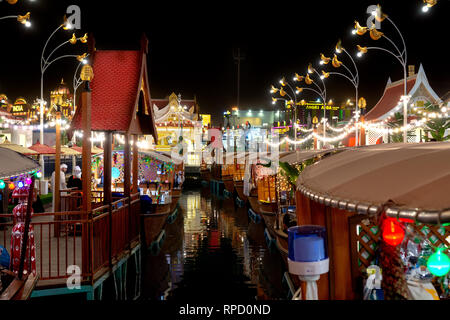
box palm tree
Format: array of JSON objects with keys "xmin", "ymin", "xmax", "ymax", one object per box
[
  {"xmin": 421, "ymin": 102, "xmax": 450, "ymax": 142},
  {"xmin": 386, "ymin": 112, "xmax": 415, "ymax": 143}
]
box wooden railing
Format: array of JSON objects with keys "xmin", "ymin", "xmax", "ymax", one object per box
[{"xmin": 0, "ymin": 192, "xmax": 141, "ymax": 283}]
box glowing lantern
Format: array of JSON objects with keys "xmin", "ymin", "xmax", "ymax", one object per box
[
  {"xmin": 18, "ymin": 181, "xmax": 24, "ymax": 188},
  {"xmin": 0, "ymin": 180, "xmax": 5, "ymax": 189},
  {"xmin": 26, "ymin": 178, "xmax": 32, "ymax": 185},
  {"xmin": 35, "ymin": 171, "xmax": 42, "ymax": 178},
  {"xmin": 9, "ymin": 182, "xmax": 15, "ymax": 190},
  {"xmin": 427, "ymin": 248, "xmax": 450, "ymax": 277},
  {"xmin": 382, "ymin": 218, "xmax": 405, "ymax": 246}
]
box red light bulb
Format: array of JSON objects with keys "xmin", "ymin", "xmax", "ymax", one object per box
[{"xmin": 382, "ymin": 218, "xmax": 405, "ymax": 246}]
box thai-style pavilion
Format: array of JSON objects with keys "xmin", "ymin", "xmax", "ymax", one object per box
[
  {"xmin": 16, "ymin": 33, "xmax": 159, "ymax": 300},
  {"xmin": 363, "ymin": 64, "xmax": 442, "ymax": 144}
]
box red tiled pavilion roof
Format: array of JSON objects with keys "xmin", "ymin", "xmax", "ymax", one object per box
[
  {"xmin": 70, "ymin": 34, "xmax": 158, "ymax": 140},
  {"xmin": 365, "ymin": 77, "xmax": 416, "ymax": 122},
  {"xmin": 28, "ymin": 141, "xmax": 56, "ymax": 155}
]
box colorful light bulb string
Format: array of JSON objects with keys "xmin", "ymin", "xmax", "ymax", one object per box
[{"xmin": 381, "ymin": 217, "xmax": 450, "ymax": 277}]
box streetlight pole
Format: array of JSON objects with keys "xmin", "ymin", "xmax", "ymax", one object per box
[
  {"xmin": 39, "ymin": 20, "xmax": 87, "ymax": 176},
  {"xmin": 303, "ymin": 64, "xmax": 327, "ymax": 149},
  {"xmin": 271, "ymin": 78, "xmax": 298, "ymax": 151},
  {"xmin": 319, "ymin": 41, "xmax": 360, "ymax": 145},
  {"xmin": 354, "ymin": 7, "xmax": 409, "ymax": 142},
  {"xmin": 0, "ymin": 12, "xmax": 31, "ymax": 26}
]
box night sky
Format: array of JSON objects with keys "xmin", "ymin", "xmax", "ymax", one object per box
[{"xmin": 0, "ymin": 0, "xmax": 449, "ymax": 125}]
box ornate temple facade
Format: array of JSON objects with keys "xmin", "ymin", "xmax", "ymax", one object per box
[
  {"xmin": 48, "ymin": 79, "xmax": 74, "ymax": 121},
  {"xmin": 364, "ymin": 64, "xmax": 443, "ymax": 144},
  {"xmin": 152, "ymin": 92, "xmax": 203, "ymax": 166}
]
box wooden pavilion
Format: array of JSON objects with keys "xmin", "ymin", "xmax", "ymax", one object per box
[{"xmin": 2, "ymin": 33, "xmax": 158, "ymax": 300}]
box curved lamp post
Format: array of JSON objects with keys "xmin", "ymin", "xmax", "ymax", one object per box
[
  {"xmin": 295, "ymin": 63, "xmax": 328, "ymax": 148},
  {"xmin": 0, "ymin": 12, "xmax": 31, "ymax": 27},
  {"xmin": 270, "ymin": 77, "xmax": 298, "ymax": 150},
  {"xmin": 319, "ymin": 39, "xmax": 361, "ymax": 145},
  {"xmin": 73, "ymin": 52, "xmax": 90, "ymax": 112},
  {"xmin": 39, "ymin": 17, "xmax": 87, "ymax": 176},
  {"xmin": 353, "ymin": 5, "xmax": 409, "ymax": 143}
]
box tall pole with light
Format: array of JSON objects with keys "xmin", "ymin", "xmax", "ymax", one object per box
[
  {"xmin": 73, "ymin": 52, "xmax": 90, "ymax": 114},
  {"xmin": 294, "ymin": 64, "xmax": 327, "ymax": 149},
  {"xmin": 353, "ymin": 5, "xmax": 409, "ymax": 143},
  {"xmin": 39, "ymin": 17, "xmax": 87, "ymax": 176},
  {"xmin": 0, "ymin": 11, "xmax": 31, "ymax": 26},
  {"xmin": 270, "ymin": 77, "xmax": 298, "ymax": 150},
  {"xmin": 319, "ymin": 39, "xmax": 360, "ymax": 145}
]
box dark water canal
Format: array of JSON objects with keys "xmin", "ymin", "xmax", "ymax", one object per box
[{"xmin": 141, "ymin": 187, "xmax": 288, "ymax": 301}]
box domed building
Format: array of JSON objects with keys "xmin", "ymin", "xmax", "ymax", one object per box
[{"xmin": 48, "ymin": 78, "xmax": 74, "ymax": 120}]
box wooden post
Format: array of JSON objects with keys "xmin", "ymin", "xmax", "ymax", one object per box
[
  {"xmin": 313, "ymin": 127, "xmax": 318, "ymax": 150},
  {"xmin": 104, "ymin": 132, "xmax": 112, "ymax": 205},
  {"xmin": 123, "ymin": 133, "xmax": 131, "ymax": 198},
  {"xmin": 359, "ymin": 115, "xmax": 366, "ymax": 146},
  {"xmin": 81, "ymin": 80, "xmax": 92, "ymax": 276},
  {"xmin": 104, "ymin": 131, "xmax": 112, "ymax": 267},
  {"xmin": 132, "ymin": 134, "xmax": 138, "ymax": 194}
]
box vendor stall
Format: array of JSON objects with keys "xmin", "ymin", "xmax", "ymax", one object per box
[{"xmin": 296, "ymin": 142, "xmax": 450, "ymax": 300}]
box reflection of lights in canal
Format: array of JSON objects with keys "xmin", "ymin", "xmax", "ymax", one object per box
[{"xmin": 142, "ymin": 190, "xmax": 287, "ymax": 300}]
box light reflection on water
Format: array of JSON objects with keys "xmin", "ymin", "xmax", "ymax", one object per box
[{"xmin": 141, "ymin": 188, "xmax": 286, "ymax": 300}]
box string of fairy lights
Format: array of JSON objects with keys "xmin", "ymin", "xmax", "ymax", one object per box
[
  {"xmin": 0, "ymin": 116, "xmax": 71, "ymax": 131},
  {"xmin": 265, "ymin": 100, "xmax": 449, "ymax": 147}
]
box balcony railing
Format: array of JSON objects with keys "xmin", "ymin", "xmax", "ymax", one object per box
[{"xmin": 0, "ymin": 192, "xmax": 140, "ymax": 284}]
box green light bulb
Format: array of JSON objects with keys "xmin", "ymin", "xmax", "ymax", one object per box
[
  {"xmin": 427, "ymin": 248, "xmax": 450, "ymax": 277},
  {"xmin": 0, "ymin": 180, "xmax": 5, "ymax": 189}
]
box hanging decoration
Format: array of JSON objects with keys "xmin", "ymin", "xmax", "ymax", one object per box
[
  {"xmin": 382, "ymin": 218, "xmax": 405, "ymax": 247},
  {"xmin": 427, "ymin": 248, "xmax": 450, "ymax": 277},
  {"xmin": 10, "ymin": 183, "xmax": 36, "ymax": 276}
]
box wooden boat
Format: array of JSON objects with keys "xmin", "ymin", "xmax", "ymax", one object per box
[
  {"xmin": 0, "ymin": 271, "xmax": 39, "ymax": 300},
  {"xmin": 222, "ymin": 175, "xmax": 234, "ymax": 194},
  {"xmin": 172, "ymin": 187, "xmax": 182, "ymax": 198},
  {"xmin": 260, "ymin": 207, "xmax": 277, "ymax": 239},
  {"xmin": 200, "ymin": 166, "xmax": 211, "ymax": 182},
  {"xmin": 248, "ymin": 188, "xmax": 261, "ymax": 214},
  {"xmin": 234, "ymin": 180, "xmax": 247, "ymax": 203},
  {"xmin": 141, "ymin": 204, "xmax": 171, "ymax": 255},
  {"xmin": 274, "ymin": 227, "xmax": 289, "ymax": 267}
]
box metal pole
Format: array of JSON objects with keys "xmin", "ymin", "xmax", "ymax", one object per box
[
  {"xmin": 40, "ymin": 74, "xmax": 45, "ymax": 178},
  {"xmin": 403, "ymin": 65, "xmax": 407, "ymax": 143}
]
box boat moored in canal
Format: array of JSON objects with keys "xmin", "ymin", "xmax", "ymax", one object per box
[{"xmin": 293, "ymin": 143, "xmax": 450, "ymax": 300}]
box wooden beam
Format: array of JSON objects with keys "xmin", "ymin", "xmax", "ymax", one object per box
[
  {"xmin": 81, "ymin": 81, "xmax": 92, "ymax": 276},
  {"xmin": 104, "ymin": 132, "xmax": 112, "ymax": 205},
  {"xmin": 123, "ymin": 133, "xmax": 131, "ymax": 198},
  {"xmin": 132, "ymin": 134, "xmax": 138, "ymax": 194},
  {"xmin": 81, "ymin": 85, "xmax": 92, "ymax": 212}
]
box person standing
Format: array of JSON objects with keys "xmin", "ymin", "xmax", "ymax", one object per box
[
  {"xmin": 67, "ymin": 166, "xmax": 82, "ymax": 190},
  {"xmin": 51, "ymin": 163, "xmax": 68, "ymax": 212}
]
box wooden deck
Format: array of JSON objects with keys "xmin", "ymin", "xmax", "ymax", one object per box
[
  {"xmin": 0, "ymin": 192, "xmax": 141, "ymax": 290},
  {"xmin": 1, "ymin": 214, "xmax": 83, "ymax": 283}
]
